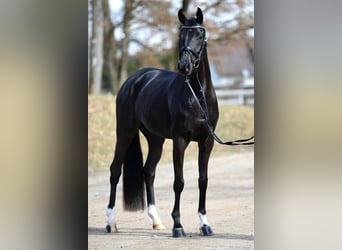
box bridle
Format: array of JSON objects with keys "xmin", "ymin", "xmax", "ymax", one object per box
[
  {"xmin": 181, "ymin": 25, "xmax": 254, "ymax": 146},
  {"xmin": 179, "ymin": 25, "xmax": 207, "ymax": 69}
]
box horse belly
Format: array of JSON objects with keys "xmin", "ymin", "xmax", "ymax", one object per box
[{"xmin": 136, "ymin": 97, "xmax": 172, "ymax": 138}]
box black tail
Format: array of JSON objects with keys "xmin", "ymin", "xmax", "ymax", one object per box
[{"xmin": 123, "ymin": 133, "xmax": 145, "ymax": 211}]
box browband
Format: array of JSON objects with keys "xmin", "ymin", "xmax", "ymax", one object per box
[{"xmin": 181, "ymin": 25, "xmax": 205, "ymax": 29}]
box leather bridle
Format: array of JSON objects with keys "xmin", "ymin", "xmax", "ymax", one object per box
[{"xmin": 179, "ymin": 25, "xmax": 207, "ymax": 69}]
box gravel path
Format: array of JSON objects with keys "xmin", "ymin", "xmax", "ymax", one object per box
[{"xmin": 88, "ymin": 151, "xmax": 254, "ymax": 249}]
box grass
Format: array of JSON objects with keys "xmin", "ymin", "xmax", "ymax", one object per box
[{"xmin": 88, "ymin": 95, "xmax": 254, "ymax": 173}]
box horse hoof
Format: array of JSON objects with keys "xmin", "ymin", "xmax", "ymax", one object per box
[
  {"xmin": 200, "ymin": 225, "xmax": 213, "ymax": 236},
  {"xmin": 153, "ymin": 223, "xmax": 165, "ymax": 230},
  {"xmin": 105, "ymin": 224, "xmax": 118, "ymax": 233},
  {"xmin": 172, "ymin": 227, "xmax": 186, "ymax": 237}
]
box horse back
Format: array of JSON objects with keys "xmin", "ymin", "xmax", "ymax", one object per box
[{"xmin": 116, "ymin": 68, "xmax": 179, "ymax": 138}]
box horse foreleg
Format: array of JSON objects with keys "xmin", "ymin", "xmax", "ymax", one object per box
[
  {"xmin": 171, "ymin": 137, "xmax": 189, "ymax": 237},
  {"xmin": 198, "ymin": 137, "xmax": 214, "ymax": 236}
]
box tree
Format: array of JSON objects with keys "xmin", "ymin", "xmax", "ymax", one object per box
[
  {"xmin": 202, "ymin": 0, "xmax": 254, "ymax": 44},
  {"xmin": 118, "ymin": 0, "xmax": 135, "ymax": 86},
  {"xmin": 103, "ymin": 0, "xmax": 116, "ymax": 94},
  {"xmin": 89, "ymin": 0, "xmax": 104, "ymax": 95},
  {"xmin": 88, "ymin": 0, "xmax": 92, "ymax": 90}
]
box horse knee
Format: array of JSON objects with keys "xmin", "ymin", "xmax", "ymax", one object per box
[
  {"xmin": 173, "ymin": 179, "xmax": 184, "ymax": 193},
  {"xmin": 198, "ymin": 177, "xmax": 208, "ymax": 190}
]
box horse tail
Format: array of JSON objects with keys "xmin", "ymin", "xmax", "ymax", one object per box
[{"xmin": 123, "ymin": 132, "xmax": 145, "ymax": 211}]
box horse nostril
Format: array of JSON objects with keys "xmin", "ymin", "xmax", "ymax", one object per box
[
  {"xmin": 185, "ymin": 63, "xmax": 190, "ymax": 72},
  {"xmin": 178, "ymin": 61, "xmax": 186, "ymax": 71}
]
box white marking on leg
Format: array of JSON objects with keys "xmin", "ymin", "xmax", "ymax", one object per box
[
  {"xmin": 198, "ymin": 212, "xmax": 209, "ymax": 227},
  {"xmin": 148, "ymin": 204, "xmax": 162, "ymax": 225},
  {"xmin": 106, "ymin": 207, "xmax": 115, "ymax": 226}
]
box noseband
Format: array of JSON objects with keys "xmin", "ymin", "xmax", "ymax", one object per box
[{"xmin": 180, "ymin": 25, "xmax": 207, "ymax": 69}]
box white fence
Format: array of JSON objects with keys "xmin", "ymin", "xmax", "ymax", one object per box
[{"xmin": 215, "ymin": 88, "xmax": 254, "ymax": 106}]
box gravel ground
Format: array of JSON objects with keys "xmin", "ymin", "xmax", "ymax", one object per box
[{"xmin": 88, "ymin": 151, "xmax": 254, "ymax": 250}]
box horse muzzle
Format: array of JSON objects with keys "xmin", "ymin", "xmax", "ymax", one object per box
[{"xmin": 177, "ymin": 56, "xmax": 193, "ymax": 76}]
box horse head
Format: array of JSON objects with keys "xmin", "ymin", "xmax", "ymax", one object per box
[{"xmin": 177, "ymin": 8, "xmax": 207, "ymax": 76}]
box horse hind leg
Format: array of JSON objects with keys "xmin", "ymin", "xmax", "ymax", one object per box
[
  {"xmin": 106, "ymin": 88, "xmax": 142, "ymax": 232},
  {"xmin": 106, "ymin": 132, "xmax": 138, "ymax": 233},
  {"xmin": 106, "ymin": 141, "xmax": 125, "ymax": 233},
  {"xmin": 141, "ymin": 128, "xmax": 166, "ymax": 230}
]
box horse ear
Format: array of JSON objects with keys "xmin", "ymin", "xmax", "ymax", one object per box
[
  {"xmin": 196, "ymin": 7, "xmax": 203, "ymax": 24},
  {"xmin": 178, "ymin": 9, "xmax": 187, "ymax": 24}
]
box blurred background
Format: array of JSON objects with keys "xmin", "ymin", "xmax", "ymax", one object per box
[{"xmin": 88, "ymin": 0, "xmax": 254, "ymax": 95}]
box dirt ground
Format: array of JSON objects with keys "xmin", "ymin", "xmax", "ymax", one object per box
[{"xmin": 88, "ymin": 151, "xmax": 254, "ymax": 250}]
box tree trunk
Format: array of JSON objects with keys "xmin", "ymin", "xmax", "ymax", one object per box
[
  {"xmin": 90, "ymin": 0, "xmax": 104, "ymax": 95},
  {"xmin": 88, "ymin": 0, "xmax": 92, "ymax": 91},
  {"xmin": 113, "ymin": 34, "xmax": 120, "ymax": 95},
  {"xmin": 182, "ymin": 0, "xmax": 190, "ymax": 14},
  {"xmin": 118, "ymin": 0, "xmax": 134, "ymax": 86},
  {"xmin": 103, "ymin": 0, "xmax": 117, "ymax": 94}
]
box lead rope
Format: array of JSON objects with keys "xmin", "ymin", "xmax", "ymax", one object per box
[{"xmin": 186, "ymin": 70, "xmax": 254, "ymax": 146}]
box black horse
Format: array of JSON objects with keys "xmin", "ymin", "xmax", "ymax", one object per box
[{"xmin": 106, "ymin": 8, "xmax": 218, "ymax": 237}]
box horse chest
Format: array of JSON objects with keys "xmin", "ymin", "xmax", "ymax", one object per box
[{"xmin": 173, "ymin": 104, "xmax": 211, "ymax": 140}]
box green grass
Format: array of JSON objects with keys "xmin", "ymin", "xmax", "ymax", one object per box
[{"xmin": 88, "ymin": 95, "xmax": 254, "ymax": 173}]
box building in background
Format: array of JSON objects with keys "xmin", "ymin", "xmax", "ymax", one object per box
[{"xmin": 209, "ymin": 39, "xmax": 254, "ymax": 90}]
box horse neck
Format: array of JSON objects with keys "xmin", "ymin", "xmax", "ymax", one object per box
[{"xmin": 191, "ymin": 47, "xmax": 213, "ymax": 94}]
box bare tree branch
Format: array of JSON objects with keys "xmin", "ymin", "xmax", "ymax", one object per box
[
  {"xmin": 210, "ymin": 24, "xmax": 254, "ymax": 43},
  {"xmin": 203, "ymin": 0, "xmax": 224, "ymax": 12},
  {"xmin": 130, "ymin": 38, "xmax": 153, "ymax": 50}
]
